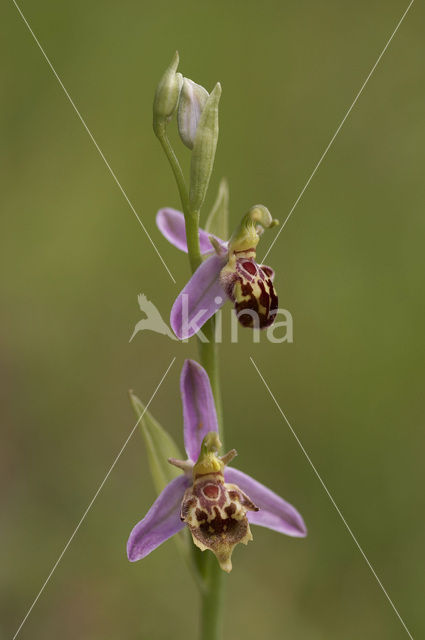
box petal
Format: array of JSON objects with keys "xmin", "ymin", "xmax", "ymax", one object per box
[
  {"xmin": 170, "ymin": 254, "xmax": 227, "ymax": 340},
  {"xmin": 156, "ymin": 208, "xmax": 225, "ymax": 255},
  {"xmin": 127, "ymin": 475, "xmax": 190, "ymax": 562},
  {"xmin": 181, "ymin": 359, "xmax": 218, "ymax": 461},
  {"xmin": 224, "ymin": 468, "xmax": 307, "ymax": 538}
]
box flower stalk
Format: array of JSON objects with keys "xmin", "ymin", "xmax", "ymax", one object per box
[{"xmin": 155, "ymin": 131, "xmax": 202, "ymax": 273}]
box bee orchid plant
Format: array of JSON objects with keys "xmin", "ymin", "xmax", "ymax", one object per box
[{"xmin": 128, "ymin": 52, "xmax": 306, "ymax": 640}]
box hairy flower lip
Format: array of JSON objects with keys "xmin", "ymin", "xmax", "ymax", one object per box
[{"xmin": 127, "ymin": 360, "xmax": 307, "ymax": 568}]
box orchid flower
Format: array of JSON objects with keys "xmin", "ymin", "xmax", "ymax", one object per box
[
  {"xmin": 157, "ymin": 205, "xmax": 279, "ymax": 339},
  {"xmin": 127, "ymin": 359, "xmax": 306, "ymax": 573}
]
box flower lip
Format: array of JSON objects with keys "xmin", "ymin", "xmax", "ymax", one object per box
[
  {"xmin": 220, "ymin": 258, "xmax": 278, "ymax": 329},
  {"xmin": 242, "ymin": 260, "xmax": 257, "ymax": 275},
  {"xmin": 203, "ymin": 483, "xmax": 220, "ymax": 499},
  {"xmin": 180, "ymin": 433, "xmax": 259, "ymax": 573}
]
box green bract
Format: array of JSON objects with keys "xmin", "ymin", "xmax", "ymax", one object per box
[
  {"xmin": 205, "ymin": 177, "xmax": 229, "ymax": 241},
  {"xmin": 189, "ymin": 83, "xmax": 222, "ymax": 213},
  {"xmin": 129, "ymin": 390, "xmax": 182, "ymax": 493}
]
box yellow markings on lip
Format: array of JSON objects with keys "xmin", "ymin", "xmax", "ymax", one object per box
[
  {"xmin": 233, "ymin": 281, "xmax": 250, "ymax": 303},
  {"xmin": 233, "ymin": 279, "xmax": 268, "ymax": 316}
]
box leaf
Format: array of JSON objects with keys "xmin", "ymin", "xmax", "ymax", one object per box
[
  {"xmin": 205, "ymin": 177, "xmax": 229, "ymax": 240},
  {"xmin": 129, "ymin": 390, "xmax": 183, "ymax": 494}
]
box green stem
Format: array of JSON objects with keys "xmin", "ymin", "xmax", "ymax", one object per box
[
  {"xmin": 157, "ymin": 130, "xmax": 223, "ymax": 428},
  {"xmin": 157, "ymin": 130, "xmax": 202, "ymax": 272},
  {"xmin": 197, "ymin": 318, "xmax": 223, "ymax": 436},
  {"xmin": 200, "ymin": 555, "xmax": 225, "ymax": 640},
  {"xmin": 157, "ymin": 128, "xmax": 189, "ymax": 212},
  {"xmin": 157, "ymin": 127, "xmax": 224, "ymax": 640}
]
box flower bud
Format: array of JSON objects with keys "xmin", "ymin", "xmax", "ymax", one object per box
[
  {"xmin": 189, "ymin": 82, "xmax": 222, "ymax": 213},
  {"xmin": 153, "ymin": 52, "xmax": 183, "ymax": 136},
  {"xmin": 177, "ymin": 78, "xmax": 209, "ymax": 149}
]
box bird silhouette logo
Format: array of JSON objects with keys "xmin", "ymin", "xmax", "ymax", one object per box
[{"xmin": 129, "ymin": 294, "xmax": 177, "ymax": 342}]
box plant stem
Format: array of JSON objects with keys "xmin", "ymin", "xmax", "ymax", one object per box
[
  {"xmin": 157, "ymin": 131, "xmax": 202, "ymax": 272},
  {"xmin": 158, "ymin": 129, "xmax": 224, "ymax": 640},
  {"xmin": 157, "ymin": 130, "xmax": 223, "ymax": 429},
  {"xmin": 157, "ymin": 128, "xmax": 189, "ymax": 213},
  {"xmin": 197, "ymin": 318, "xmax": 223, "ymax": 435},
  {"xmin": 200, "ymin": 555, "xmax": 225, "ymax": 640}
]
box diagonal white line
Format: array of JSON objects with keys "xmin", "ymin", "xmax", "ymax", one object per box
[
  {"xmin": 261, "ymin": 0, "xmax": 414, "ymax": 264},
  {"xmin": 12, "ymin": 0, "xmax": 176, "ymax": 284},
  {"xmin": 11, "ymin": 357, "xmax": 176, "ymax": 640},
  {"xmin": 250, "ymin": 356, "xmax": 414, "ymax": 640}
]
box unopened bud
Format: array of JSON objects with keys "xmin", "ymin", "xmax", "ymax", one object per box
[
  {"xmin": 189, "ymin": 82, "xmax": 222, "ymax": 213},
  {"xmin": 153, "ymin": 52, "xmax": 183, "ymax": 136},
  {"xmin": 177, "ymin": 78, "xmax": 209, "ymax": 149}
]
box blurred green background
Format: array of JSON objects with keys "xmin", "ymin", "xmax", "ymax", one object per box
[{"xmin": 1, "ymin": 0, "xmax": 424, "ymax": 638}]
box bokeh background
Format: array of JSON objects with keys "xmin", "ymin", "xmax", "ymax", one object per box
[{"xmin": 1, "ymin": 1, "xmax": 424, "ymax": 638}]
